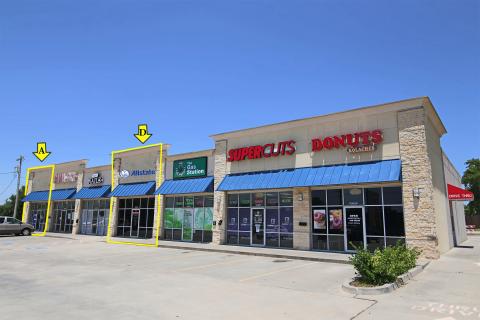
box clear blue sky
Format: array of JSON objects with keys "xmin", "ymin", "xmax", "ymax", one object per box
[{"xmin": 0, "ymin": 0, "xmax": 479, "ymax": 201}]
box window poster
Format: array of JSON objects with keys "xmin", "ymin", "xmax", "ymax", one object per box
[
  {"xmin": 329, "ymin": 209, "xmax": 343, "ymax": 230},
  {"xmin": 313, "ymin": 209, "xmax": 326, "ymax": 230},
  {"xmin": 204, "ymin": 207, "xmax": 213, "ymax": 231},
  {"xmin": 194, "ymin": 208, "xmax": 204, "ymax": 230},
  {"xmin": 164, "ymin": 208, "xmax": 174, "ymax": 228}
]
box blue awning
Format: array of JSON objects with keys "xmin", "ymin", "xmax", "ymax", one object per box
[
  {"xmin": 217, "ymin": 159, "xmax": 401, "ymax": 191},
  {"xmin": 75, "ymin": 185, "xmax": 111, "ymax": 199},
  {"xmin": 155, "ymin": 177, "xmax": 214, "ymax": 195},
  {"xmin": 109, "ymin": 181, "xmax": 156, "ymax": 197},
  {"xmin": 22, "ymin": 188, "xmax": 77, "ymax": 202}
]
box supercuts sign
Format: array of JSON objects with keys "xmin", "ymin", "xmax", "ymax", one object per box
[
  {"xmin": 311, "ymin": 130, "xmax": 383, "ymax": 153},
  {"xmin": 227, "ymin": 140, "xmax": 296, "ymax": 162}
]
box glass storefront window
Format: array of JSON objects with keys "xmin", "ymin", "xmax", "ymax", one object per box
[
  {"xmin": 279, "ymin": 192, "xmax": 293, "ymax": 206},
  {"xmin": 164, "ymin": 195, "xmax": 214, "ymax": 243},
  {"xmin": 228, "ymin": 194, "xmax": 238, "ymax": 207},
  {"xmin": 384, "ymin": 206, "xmax": 405, "ymax": 237},
  {"xmin": 344, "ymin": 188, "xmax": 363, "ymax": 205},
  {"xmin": 327, "ymin": 189, "xmax": 342, "ymax": 206},
  {"xmin": 174, "ymin": 197, "xmax": 184, "ymax": 208},
  {"xmin": 165, "ymin": 197, "xmax": 174, "ymax": 208},
  {"xmin": 53, "ymin": 201, "xmax": 75, "ymax": 233},
  {"xmin": 311, "ymin": 190, "xmax": 326, "ymax": 206},
  {"xmin": 252, "ymin": 193, "xmax": 265, "ymax": 207},
  {"xmin": 117, "ymin": 197, "xmax": 155, "ymax": 239},
  {"xmin": 28, "ymin": 202, "xmax": 47, "ymax": 232},
  {"xmin": 365, "ymin": 188, "xmax": 382, "ymax": 205},
  {"xmin": 80, "ymin": 199, "xmax": 110, "ymax": 236},
  {"xmin": 226, "ymin": 191, "xmax": 293, "ymax": 249},
  {"xmin": 266, "ymin": 193, "xmax": 279, "ymax": 206},
  {"xmin": 312, "ymin": 186, "xmax": 404, "ymax": 252},
  {"xmin": 239, "ymin": 193, "xmax": 251, "ymax": 207},
  {"xmin": 383, "ymin": 187, "xmax": 402, "ymax": 205},
  {"xmin": 365, "ymin": 206, "xmax": 383, "ymax": 236}
]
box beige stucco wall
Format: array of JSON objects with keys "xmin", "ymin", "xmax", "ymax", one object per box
[
  {"xmin": 164, "ymin": 149, "xmax": 214, "ymax": 180},
  {"xmin": 223, "ymin": 110, "xmax": 400, "ymax": 175},
  {"xmin": 82, "ymin": 165, "xmax": 111, "ymax": 187},
  {"xmin": 442, "ymin": 152, "xmax": 468, "ymax": 244},
  {"xmin": 116, "ymin": 147, "xmax": 162, "ymax": 184},
  {"xmin": 425, "ymin": 117, "xmax": 453, "ymax": 253}
]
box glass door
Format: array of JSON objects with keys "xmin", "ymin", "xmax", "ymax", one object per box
[
  {"xmin": 182, "ymin": 208, "xmax": 194, "ymax": 241},
  {"xmin": 251, "ymin": 208, "xmax": 265, "ymax": 246},
  {"xmin": 130, "ymin": 209, "xmax": 140, "ymax": 237},
  {"xmin": 344, "ymin": 207, "xmax": 365, "ymax": 251}
]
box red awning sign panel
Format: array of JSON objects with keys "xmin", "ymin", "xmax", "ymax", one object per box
[{"xmin": 447, "ymin": 184, "xmax": 474, "ymax": 201}]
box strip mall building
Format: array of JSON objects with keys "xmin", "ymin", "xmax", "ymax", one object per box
[{"xmin": 22, "ymin": 97, "xmax": 467, "ymax": 259}]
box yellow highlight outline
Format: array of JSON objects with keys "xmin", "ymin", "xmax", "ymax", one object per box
[
  {"xmin": 22, "ymin": 164, "xmax": 55, "ymax": 237},
  {"xmin": 106, "ymin": 143, "xmax": 163, "ymax": 247}
]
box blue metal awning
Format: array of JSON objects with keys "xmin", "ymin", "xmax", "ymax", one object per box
[
  {"xmin": 22, "ymin": 188, "xmax": 77, "ymax": 202},
  {"xmin": 75, "ymin": 185, "xmax": 111, "ymax": 199},
  {"xmin": 109, "ymin": 181, "xmax": 156, "ymax": 197},
  {"xmin": 155, "ymin": 176, "xmax": 214, "ymax": 195},
  {"xmin": 217, "ymin": 159, "xmax": 401, "ymax": 191}
]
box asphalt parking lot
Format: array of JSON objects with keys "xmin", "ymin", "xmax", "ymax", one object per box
[{"xmin": 1, "ymin": 235, "xmax": 479, "ymax": 320}]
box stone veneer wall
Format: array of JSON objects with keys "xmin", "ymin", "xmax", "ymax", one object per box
[
  {"xmin": 398, "ymin": 107, "xmax": 440, "ymax": 259},
  {"xmin": 213, "ymin": 140, "xmax": 227, "ymax": 245},
  {"xmin": 108, "ymin": 158, "xmax": 120, "ymax": 237},
  {"xmin": 72, "ymin": 167, "xmax": 84, "ymax": 235},
  {"xmin": 153, "ymin": 155, "xmax": 165, "ymax": 240},
  {"xmin": 293, "ymin": 187, "xmax": 311, "ymax": 250}
]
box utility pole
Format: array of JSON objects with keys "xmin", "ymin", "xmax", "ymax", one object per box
[{"xmin": 13, "ymin": 155, "xmax": 24, "ymax": 220}]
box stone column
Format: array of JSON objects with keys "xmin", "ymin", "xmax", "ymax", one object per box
[
  {"xmin": 213, "ymin": 140, "xmax": 227, "ymax": 245},
  {"xmin": 153, "ymin": 152, "xmax": 166, "ymax": 240},
  {"xmin": 398, "ymin": 107, "xmax": 439, "ymax": 259},
  {"xmin": 23, "ymin": 171, "xmax": 34, "ymax": 223},
  {"xmin": 72, "ymin": 166, "xmax": 84, "ymax": 235},
  {"xmin": 293, "ymin": 187, "xmax": 311, "ymax": 250},
  {"xmin": 109, "ymin": 157, "xmax": 121, "ymax": 237}
]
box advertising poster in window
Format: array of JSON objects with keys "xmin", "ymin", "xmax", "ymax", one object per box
[
  {"xmin": 313, "ymin": 209, "xmax": 326, "ymax": 230},
  {"xmin": 227, "ymin": 209, "xmax": 238, "ymax": 231},
  {"xmin": 239, "ymin": 208, "xmax": 250, "ymax": 231},
  {"xmin": 164, "ymin": 208, "xmax": 174, "ymax": 228},
  {"xmin": 266, "ymin": 209, "xmax": 279, "ymax": 233},
  {"xmin": 204, "ymin": 207, "xmax": 213, "ymax": 231},
  {"xmin": 173, "ymin": 208, "xmax": 184, "ymax": 228},
  {"xmin": 194, "ymin": 208, "xmax": 204, "ymax": 230},
  {"xmin": 280, "ymin": 207, "xmax": 293, "ymax": 233},
  {"xmin": 183, "ymin": 209, "xmax": 193, "ymax": 239},
  {"xmin": 329, "ymin": 209, "xmax": 343, "ymax": 230}
]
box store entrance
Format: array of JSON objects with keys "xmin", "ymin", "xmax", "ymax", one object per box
[
  {"xmin": 130, "ymin": 209, "xmax": 140, "ymax": 237},
  {"xmin": 345, "ymin": 207, "xmax": 365, "ymax": 251},
  {"xmin": 251, "ymin": 208, "xmax": 265, "ymax": 246}
]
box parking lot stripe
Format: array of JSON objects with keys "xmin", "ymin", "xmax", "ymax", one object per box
[
  {"xmin": 238, "ymin": 262, "xmax": 317, "ymax": 282},
  {"xmin": 177, "ymin": 258, "xmax": 247, "ymax": 272}
]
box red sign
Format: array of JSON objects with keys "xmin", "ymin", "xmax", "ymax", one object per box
[
  {"xmin": 227, "ymin": 140, "xmax": 296, "ymax": 162},
  {"xmin": 311, "ymin": 129, "xmax": 383, "ymax": 152},
  {"xmin": 447, "ymin": 184, "xmax": 474, "ymax": 201}
]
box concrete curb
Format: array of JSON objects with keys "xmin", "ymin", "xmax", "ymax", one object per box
[
  {"xmin": 157, "ymin": 243, "xmax": 352, "ymax": 264},
  {"xmin": 342, "ymin": 261, "xmax": 430, "ymax": 295}
]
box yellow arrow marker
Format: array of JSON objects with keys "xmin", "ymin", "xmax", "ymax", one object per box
[
  {"xmin": 33, "ymin": 142, "xmax": 51, "ymax": 162},
  {"xmin": 134, "ymin": 124, "xmax": 152, "ymax": 144}
]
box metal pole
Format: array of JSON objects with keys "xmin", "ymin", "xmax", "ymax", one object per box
[{"xmin": 13, "ymin": 155, "xmax": 24, "ymax": 220}]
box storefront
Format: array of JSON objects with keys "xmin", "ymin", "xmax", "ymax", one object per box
[
  {"xmin": 109, "ymin": 145, "xmax": 165, "ymax": 239},
  {"xmin": 211, "ymin": 97, "xmax": 468, "ymax": 259},
  {"xmin": 20, "ymin": 98, "xmax": 468, "ymax": 259},
  {"xmin": 156, "ymin": 151, "xmax": 215, "ymax": 243},
  {"xmin": 75, "ymin": 166, "xmax": 112, "ymax": 236},
  {"xmin": 226, "ymin": 191, "xmax": 293, "ymax": 248}
]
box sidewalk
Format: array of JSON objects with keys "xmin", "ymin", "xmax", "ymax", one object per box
[{"xmin": 43, "ymin": 232, "xmax": 351, "ymax": 264}]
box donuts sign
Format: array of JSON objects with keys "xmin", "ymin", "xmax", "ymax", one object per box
[{"xmin": 311, "ymin": 129, "xmax": 383, "ymax": 153}]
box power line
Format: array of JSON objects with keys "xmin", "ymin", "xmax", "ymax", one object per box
[
  {"xmin": 0, "ymin": 171, "xmax": 16, "ymax": 175},
  {"xmin": 0, "ymin": 175, "xmax": 16, "ymax": 197}
]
